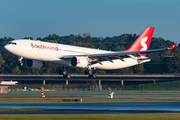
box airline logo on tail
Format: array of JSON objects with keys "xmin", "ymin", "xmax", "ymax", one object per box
[
  {"xmin": 140, "ymin": 36, "xmax": 148, "ymax": 51},
  {"xmin": 126, "ymin": 27, "xmax": 155, "ymax": 57}
]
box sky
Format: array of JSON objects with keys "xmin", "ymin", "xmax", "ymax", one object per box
[{"xmin": 0, "ymin": 0, "xmax": 179, "ymax": 43}]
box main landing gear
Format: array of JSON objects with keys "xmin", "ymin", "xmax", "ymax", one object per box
[
  {"xmin": 84, "ymin": 69, "xmax": 96, "ymax": 79},
  {"xmin": 59, "ymin": 67, "xmax": 71, "ymax": 79},
  {"xmin": 59, "ymin": 67, "xmax": 96, "ymax": 79}
]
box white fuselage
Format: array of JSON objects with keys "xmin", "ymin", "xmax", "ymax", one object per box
[{"xmin": 4, "ymin": 39, "xmax": 149, "ymax": 70}]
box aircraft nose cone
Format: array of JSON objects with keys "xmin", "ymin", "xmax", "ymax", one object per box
[
  {"xmin": 4, "ymin": 44, "xmax": 10, "ymax": 52},
  {"xmin": 4, "ymin": 44, "xmax": 8, "ymax": 50}
]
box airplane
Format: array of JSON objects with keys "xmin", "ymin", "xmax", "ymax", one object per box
[{"xmin": 4, "ymin": 27, "xmax": 177, "ymax": 79}]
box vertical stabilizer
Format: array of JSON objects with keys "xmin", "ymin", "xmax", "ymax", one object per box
[{"xmin": 126, "ymin": 27, "xmax": 155, "ymax": 57}]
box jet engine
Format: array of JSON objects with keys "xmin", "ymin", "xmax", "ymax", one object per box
[
  {"xmin": 71, "ymin": 56, "xmax": 88, "ymax": 68},
  {"xmin": 26, "ymin": 60, "xmax": 44, "ymax": 69}
]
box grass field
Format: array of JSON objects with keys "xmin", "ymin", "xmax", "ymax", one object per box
[
  {"xmin": 0, "ymin": 90, "xmax": 180, "ymax": 103},
  {"xmin": 0, "ymin": 113, "xmax": 180, "ymax": 120},
  {"xmin": 6, "ymin": 90, "xmax": 180, "ymax": 95},
  {"xmin": 1, "ymin": 95, "xmax": 180, "ymax": 103}
]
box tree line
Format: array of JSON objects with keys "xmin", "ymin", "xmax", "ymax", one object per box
[{"xmin": 0, "ymin": 33, "xmax": 179, "ymax": 75}]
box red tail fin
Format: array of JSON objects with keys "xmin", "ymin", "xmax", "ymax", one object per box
[{"xmin": 126, "ymin": 27, "xmax": 155, "ymax": 57}]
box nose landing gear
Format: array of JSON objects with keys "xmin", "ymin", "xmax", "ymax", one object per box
[{"xmin": 18, "ymin": 57, "xmax": 23, "ymax": 66}]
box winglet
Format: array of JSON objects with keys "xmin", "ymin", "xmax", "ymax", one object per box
[{"xmin": 168, "ymin": 43, "xmax": 177, "ymax": 49}]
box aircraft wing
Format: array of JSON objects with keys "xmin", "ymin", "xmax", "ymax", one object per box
[
  {"xmin": 85, "ymin": 43, "xmax": 177, "ymax": 64},
  {"xmin": 61, "ymin": 43, "xmax": 177, "ymax": 61},
  {"xmin": 90, "ymin": 43, "xmax": 177, "ymax": 57}
]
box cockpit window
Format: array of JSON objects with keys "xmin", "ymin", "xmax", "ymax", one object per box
[{"xmin": 8, "ymin": 42, "xmax": 17, "ymax": 45}]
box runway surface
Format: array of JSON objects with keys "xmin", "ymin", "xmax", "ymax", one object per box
[
  {"xmin": 46, "ymin": 94, "xmax": 180, "ymax": 97},
  {"xmin": 0, "ymin": 102, "xmax": 180, "ymax": 114},
  {"xmin": 2, "ymin": 94, "xmax": 180, "ymax": 97}
]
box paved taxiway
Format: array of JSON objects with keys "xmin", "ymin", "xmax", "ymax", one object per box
[{"xmin": 0, "ymin": 102, "xmax": 180, "ymax": 114}]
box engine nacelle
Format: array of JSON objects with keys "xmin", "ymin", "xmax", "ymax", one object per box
[
  {"xmin": 26, "ymin": 60, "xmax": 43, "ymax": 69},
  {"xmin": 71, "ymin": 56, "xmax": 88, "ymax": 68}
]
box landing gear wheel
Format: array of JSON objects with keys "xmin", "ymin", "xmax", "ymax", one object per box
[
  {"xmin": 84, "ymin": 69, "xmax": 89, "ymax": 75},
  {"xmin": 67, "ymin": 74, "xmax": 71, "ymax": 79},
  {"xmin": 85, "ymin": 68, "xmax": 96, "ymax": 79},
  {"xmin": 18, "ymin": 62, "xmax": 23, "ymax": 66},
  {"xmin": 59, "ymin": 70, "xmax": 67, "ymax": 75},
  {"xmin": 88, "ymin": 70, "xmax": 92, "ymax": 75},
  {"xmin": 89, "ymin": 74, "xmax": 96, "ymax": 79},
  {"xmin": 59, "ymin": 68, "xmax": 70, "ymax": 79},
  {"xmin": 63, "ymin": 74, "xmax": 71, "ymax": 79},
  {"xmin": 84, "ymin": 69, "xmax": 92, "ymax": 75},
  {"xmin": 92, "ymin": 74, "xmax": 96, "ymax": 78},
  {"xmin": 62, "ymin": 70, "xmax": 67, "ymax": 76}
]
